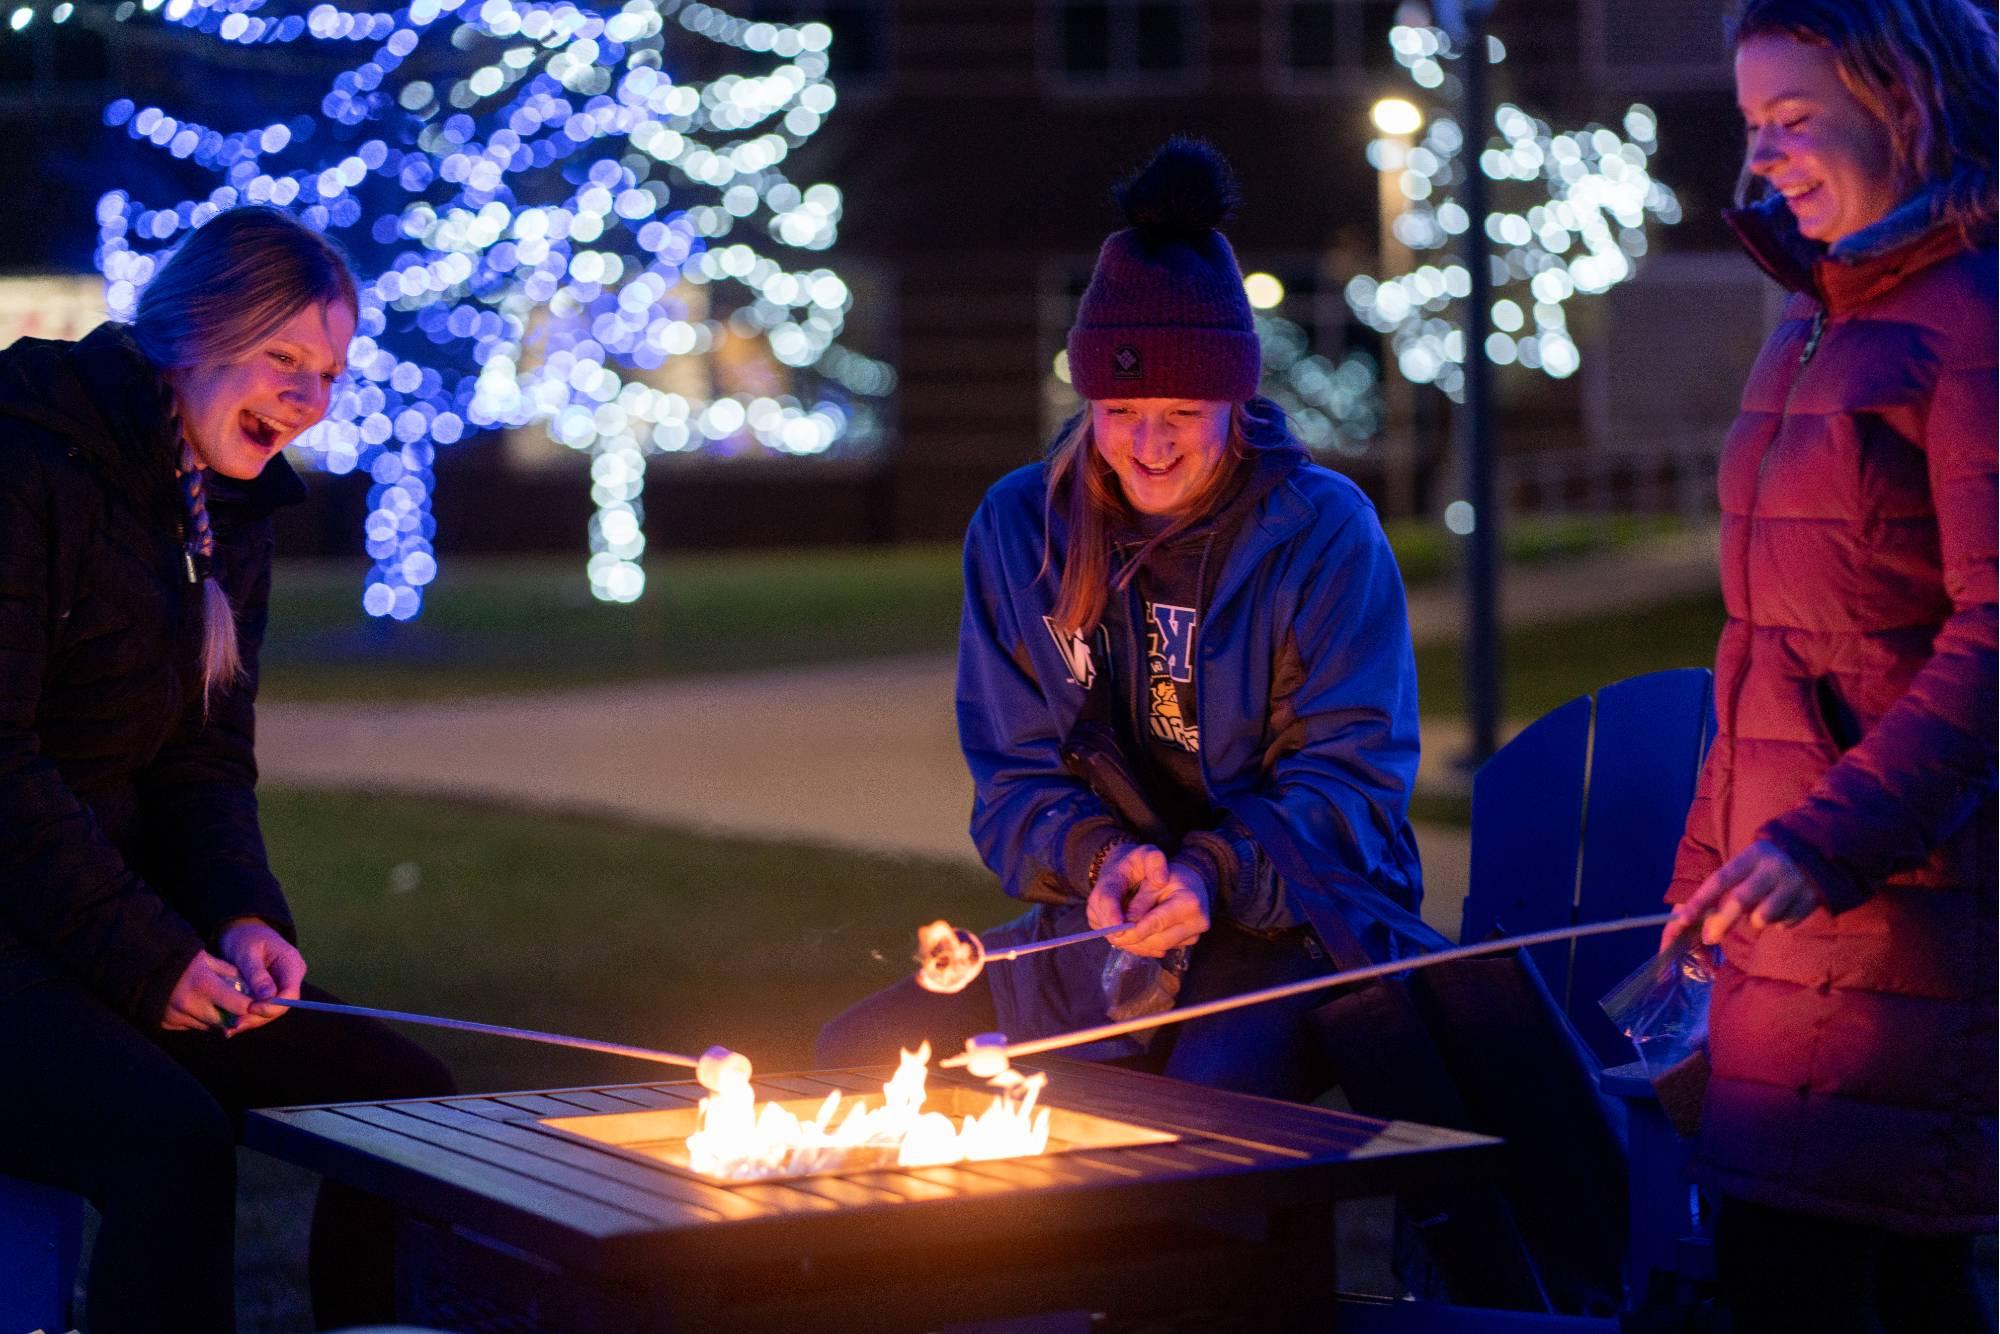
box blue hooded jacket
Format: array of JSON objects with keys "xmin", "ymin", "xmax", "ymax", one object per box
[{"xmin": 956, "ymin": 410, "xmax": 1438, "ymax": 1045}]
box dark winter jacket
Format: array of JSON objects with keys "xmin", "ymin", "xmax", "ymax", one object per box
[
  {"xmin": 958, "ymin": 405, "xmax": 1434, "ymax": 1049},
  {"xmin": 1668, "ymin": 191, "xmax": 1997, "ymax": 1234},
  {"xmin": 0, "ymin": 324, "xmax": 301, "ymax": 1027}
]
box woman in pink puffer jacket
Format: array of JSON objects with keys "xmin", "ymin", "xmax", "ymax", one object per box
[{"xmin": 1663, "ymin": 1, "xmax": 1996, "ymax": 1328}]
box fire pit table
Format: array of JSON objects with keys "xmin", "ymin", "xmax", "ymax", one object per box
[{"xmin": 247, "ymin": 1056, "xmax": 1497, "ymax": 1331}]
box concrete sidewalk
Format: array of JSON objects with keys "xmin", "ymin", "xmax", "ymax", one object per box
[{"xmin": 258, "ymin": 529, "xmax": 1718, "ymax": 937}]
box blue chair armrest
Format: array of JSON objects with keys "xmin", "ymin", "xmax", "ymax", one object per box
[{"xmin": 1599, "ymin": 1061, "xmax": 1656, "ymax": 1100}]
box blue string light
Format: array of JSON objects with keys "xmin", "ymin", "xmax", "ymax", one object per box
[{"xmin": 93, "ymin": 0, "xmax": 894, "ymax": 614}]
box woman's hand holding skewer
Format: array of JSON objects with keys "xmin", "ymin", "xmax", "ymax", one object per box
[
  {"xmin": 1661, "ymin": 840, "xmax": 1823, "ymax": 952},
  {"xmin": 1088, "ymin": 846, "xmax": 1210, "ymax": 957},
  {"xmin": 161, "ymin": 950, "xmax": 254, "ymax": 1033},
  {"xmin": 218, "ymin": 916, "xmax": 308, "ymax": 1030}
]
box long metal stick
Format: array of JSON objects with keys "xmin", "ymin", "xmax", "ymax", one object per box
[
  {"xmin": 263, "ymin": 996, "xmax": 700, "ymax": 1069},
  {"xmin": 942, "ymin": 912, "xmax": 1674, "ymax": 1067},
  {"xmin": 987, "ymin": 923, "xmax": 1125, "ymax": 962}
]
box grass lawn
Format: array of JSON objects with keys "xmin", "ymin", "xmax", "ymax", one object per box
[
  {"xmin": 261, "ymin": 546, "xmax": 969, "ymax": 699},
  {"xmin": 262, "ymin": 789, "xmax": 1003, "ymax": 1093},
  {"xmin": 1415, "ymin": 591, "xmax": 1726, "ymax": 724},
  {"xmin": 260, "ymin": 516, "xmax": 1685, "ymax": 700}
]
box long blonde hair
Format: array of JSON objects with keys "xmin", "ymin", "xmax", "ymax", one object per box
[
  {"xmin": 130, "ymin": 206, "xmax": 356, "ymax": 704},
  {"xmin": 1041, "ymin": 402, "xmax": 1270, "ymax": 637},
  {"xmin": 1731, "ymin": 0, "xmax": 1997, "ymax": 243}
]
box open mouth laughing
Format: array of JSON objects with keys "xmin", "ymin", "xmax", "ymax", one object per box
[
  {"xmin": 1777, "ymin": 180, "xmax": 1824, "ymax": 210},
  {"xmin": 240, "ymin": 409, "xmax": 294, "ymax": 452}
]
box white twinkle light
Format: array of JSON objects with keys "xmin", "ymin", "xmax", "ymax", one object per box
[{"xmin": 1347, "ymin": 24, "xmax": 1680, "ymax": 402}]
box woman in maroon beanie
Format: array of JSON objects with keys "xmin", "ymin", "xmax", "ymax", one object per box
[
  {"xmin": 820, "ymin": 140, "xmax": 1433, "ymax": 1100},
  {"xmin": 1662, "ymin": 1, "xmax": 1996, "ymax": 1326}
]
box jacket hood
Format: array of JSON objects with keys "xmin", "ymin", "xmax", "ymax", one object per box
[
  {"xmin": 1725, "ymin": 177, "xmax": 1994, "ymax": 306},
  {"xmin": 0, "ymin": 322, "xmax": 305, "ymax": 524}
]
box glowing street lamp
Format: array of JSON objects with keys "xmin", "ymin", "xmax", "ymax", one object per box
[
  {"xmin": 1242, "ymin": 272, "xmax": 1286, "ymax": 310},
  {"xmin": 1370, "ymin": 98, "xmax": 1424, "ymax": 517},
  {"xmin": 1370, "ymin": 97, "xmax": 1424, "ymax": 137}
]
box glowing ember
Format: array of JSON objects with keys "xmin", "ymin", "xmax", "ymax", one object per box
[
  {"xmin": 684, "ymin": 1042, "xmax": 1051, "ymax": 1181},
  {"xmin": 914, "ymin": 919, "xmax": 984, "ymax": 994}
]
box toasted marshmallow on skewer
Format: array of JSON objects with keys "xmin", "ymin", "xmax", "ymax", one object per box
[
  {"xmin": 914, "ymin": 919, "xmax": 986, "ymax": 994},
  {"xmin": 696, "ymin": 1044, "xmax": 753, "ymax": 1092},
  {"xmin": 963, "ymin": 1032, "xmax": 1012, "ymax": 1080}
]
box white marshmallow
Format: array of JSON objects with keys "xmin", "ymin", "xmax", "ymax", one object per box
[{"xmin": 696, "ymin": 1045, "xmax": 752, "ymax": 1092}]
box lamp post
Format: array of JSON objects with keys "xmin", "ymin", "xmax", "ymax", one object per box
[
  {"xmin": 1370, "ymin": 96, "xmax": 1422, "ymax": 520},
  {"xmin": 1437, "ymin": 0, "xmax": 1500, "ymax": 767}
]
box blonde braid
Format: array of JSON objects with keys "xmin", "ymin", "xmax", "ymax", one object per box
[{"xmin": 163, "ymin": 389, "xmax": 243, "ymax": 707}]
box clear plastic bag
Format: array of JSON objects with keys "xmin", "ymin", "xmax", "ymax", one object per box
[
  {"xmin": 1102, "ymin": 944, "xmax": 1190, "ymax": 1022},
  {"xmin": 1599, "ymin": 940, "xmax": 1719, "ymax": 1137}
]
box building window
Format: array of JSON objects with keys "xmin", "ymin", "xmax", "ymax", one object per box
[
  {"xmin": 1270, "ymin": 0, "xmax": 1408, "ymax": 82},
  {"xmin": 745, "ymin": 0, "xmax": 890, "ymax": 86},
  {"xmin": 1582, "ymin": 0, "xmax": 1733, "ymax": 89},
  {"xmin": 0, "ymin": 21, "xmax": 111, "ymax": 95},
  {"xmin": 1043, "ymin": 0, "xmax": 1201, "ymax": 91}
]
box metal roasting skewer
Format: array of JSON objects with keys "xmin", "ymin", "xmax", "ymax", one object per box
[
  {"xmin": 940, "ymin": 912, "xmax": 1678, "ymax": 1068},
  {"xmin": 990, "ymin": 922, "xmax": 1127, "ymax": 960},
  {"xmin": 257, "ymin": 996, "xmax": 702, "ymax": 1069},
  {"xmin": 915, "ymin": 920, "xmax": 1133, "ymax": 995}
]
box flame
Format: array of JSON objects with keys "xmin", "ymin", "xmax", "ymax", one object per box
[{"xmin": 684, "ymin": 1041, "xmax": 1051, "ymax": 1180}]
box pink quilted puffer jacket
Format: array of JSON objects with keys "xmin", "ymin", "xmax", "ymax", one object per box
[{"xmin": 1668, "ymin": 193, "xmax": 1997, "ymax": 1235}]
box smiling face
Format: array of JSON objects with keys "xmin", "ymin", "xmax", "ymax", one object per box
[
  {"xmin": 1089, "ymin": 398, "xmax": 1233, "ymax": 520},
  {"xmin": 1736, "ymin": 32, "xmax": 1904, "ymax": 245},
  {"xmin": 171, "ymin": 299, "xmax": 355, "ymax": 480}
]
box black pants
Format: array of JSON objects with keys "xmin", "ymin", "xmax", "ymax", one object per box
[
  {"xmin": 1716, "ymin": 1195, "xmax": 1992, "ymax": 1334},
  {"xmin": 818, "ymin": 921, "xmax": 1336, "ymax": 1102},
  {"xmin": 0, "ymin": 973, "xmax": 454, "ymax": 1334}
]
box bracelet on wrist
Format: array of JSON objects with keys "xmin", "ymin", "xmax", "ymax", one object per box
[{"xmin": 1088, "ymin": 838, "xmax": 1131, "ymax": 892}]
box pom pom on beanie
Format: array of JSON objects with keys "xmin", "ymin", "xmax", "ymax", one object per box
[{"xmin": 1114, "ymin": 137, "xmax": 1241, "ymax": 243}]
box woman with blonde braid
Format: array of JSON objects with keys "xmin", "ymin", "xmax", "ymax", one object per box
[{"xmin": 0, "ymin": 206, "xmax": 451, "ymax": 1331}]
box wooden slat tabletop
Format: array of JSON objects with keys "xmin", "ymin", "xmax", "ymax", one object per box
[{"xmin": 247, "ymin": 1056, "xmax": 1496, "ymax": 1283}]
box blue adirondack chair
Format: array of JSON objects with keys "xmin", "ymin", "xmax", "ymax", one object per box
[
  {"xmin": 0, "ymin": 1175, "xmax": 83, "ymax": 1333},
  {"xmin": 1463, "ymin": 666, "xmax": 1718, "ymax": 1310},
  {"xmin": 1337, "ymin": 668, "xmax": 1719, "ymax": 1334}
]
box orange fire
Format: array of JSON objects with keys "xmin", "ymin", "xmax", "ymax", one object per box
[{"xmin": 685, "ymin": 1041, "xmax": 1051, "ymax": 1181}]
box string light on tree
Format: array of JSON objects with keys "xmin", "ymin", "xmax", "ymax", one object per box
[
  {"xmin": 1345, "ymin": 22, "xmax": 1681, "ymax": 402},
  {"xmin": 91, "ymin": 0, "xmax": 893, "ymax": 615}
]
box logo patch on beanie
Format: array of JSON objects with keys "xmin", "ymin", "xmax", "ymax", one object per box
[{"xmin": 1111, "ymin": 344, "xmax": 1143, "ymax": 380}]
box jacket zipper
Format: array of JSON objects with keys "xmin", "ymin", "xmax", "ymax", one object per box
[
  {"xmin": 1122, "ymin": 576, "xmax": 1146, "ymax": 758},
  {"xmin": 1797, "ymin": 307, "xmax": 1827, "ymax": 367}
]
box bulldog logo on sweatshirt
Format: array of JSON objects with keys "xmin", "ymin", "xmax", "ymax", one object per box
[{"xmin": 1146, "ymin": 601, "xmax": 1199, "ymax": 752}]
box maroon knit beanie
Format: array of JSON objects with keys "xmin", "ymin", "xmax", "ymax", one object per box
[{"xmin": 1067, "ymin": 139, "xmax": 1261, "ymax": 402}]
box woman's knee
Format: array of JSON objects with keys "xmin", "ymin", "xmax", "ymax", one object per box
[
  {"xmin": 817, "ymin": 976, "xmax": 995, "ymax": 1069},
  {"xmin": 816, "ymin": 997, "xmax": 883, "ymax": 1068}
]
